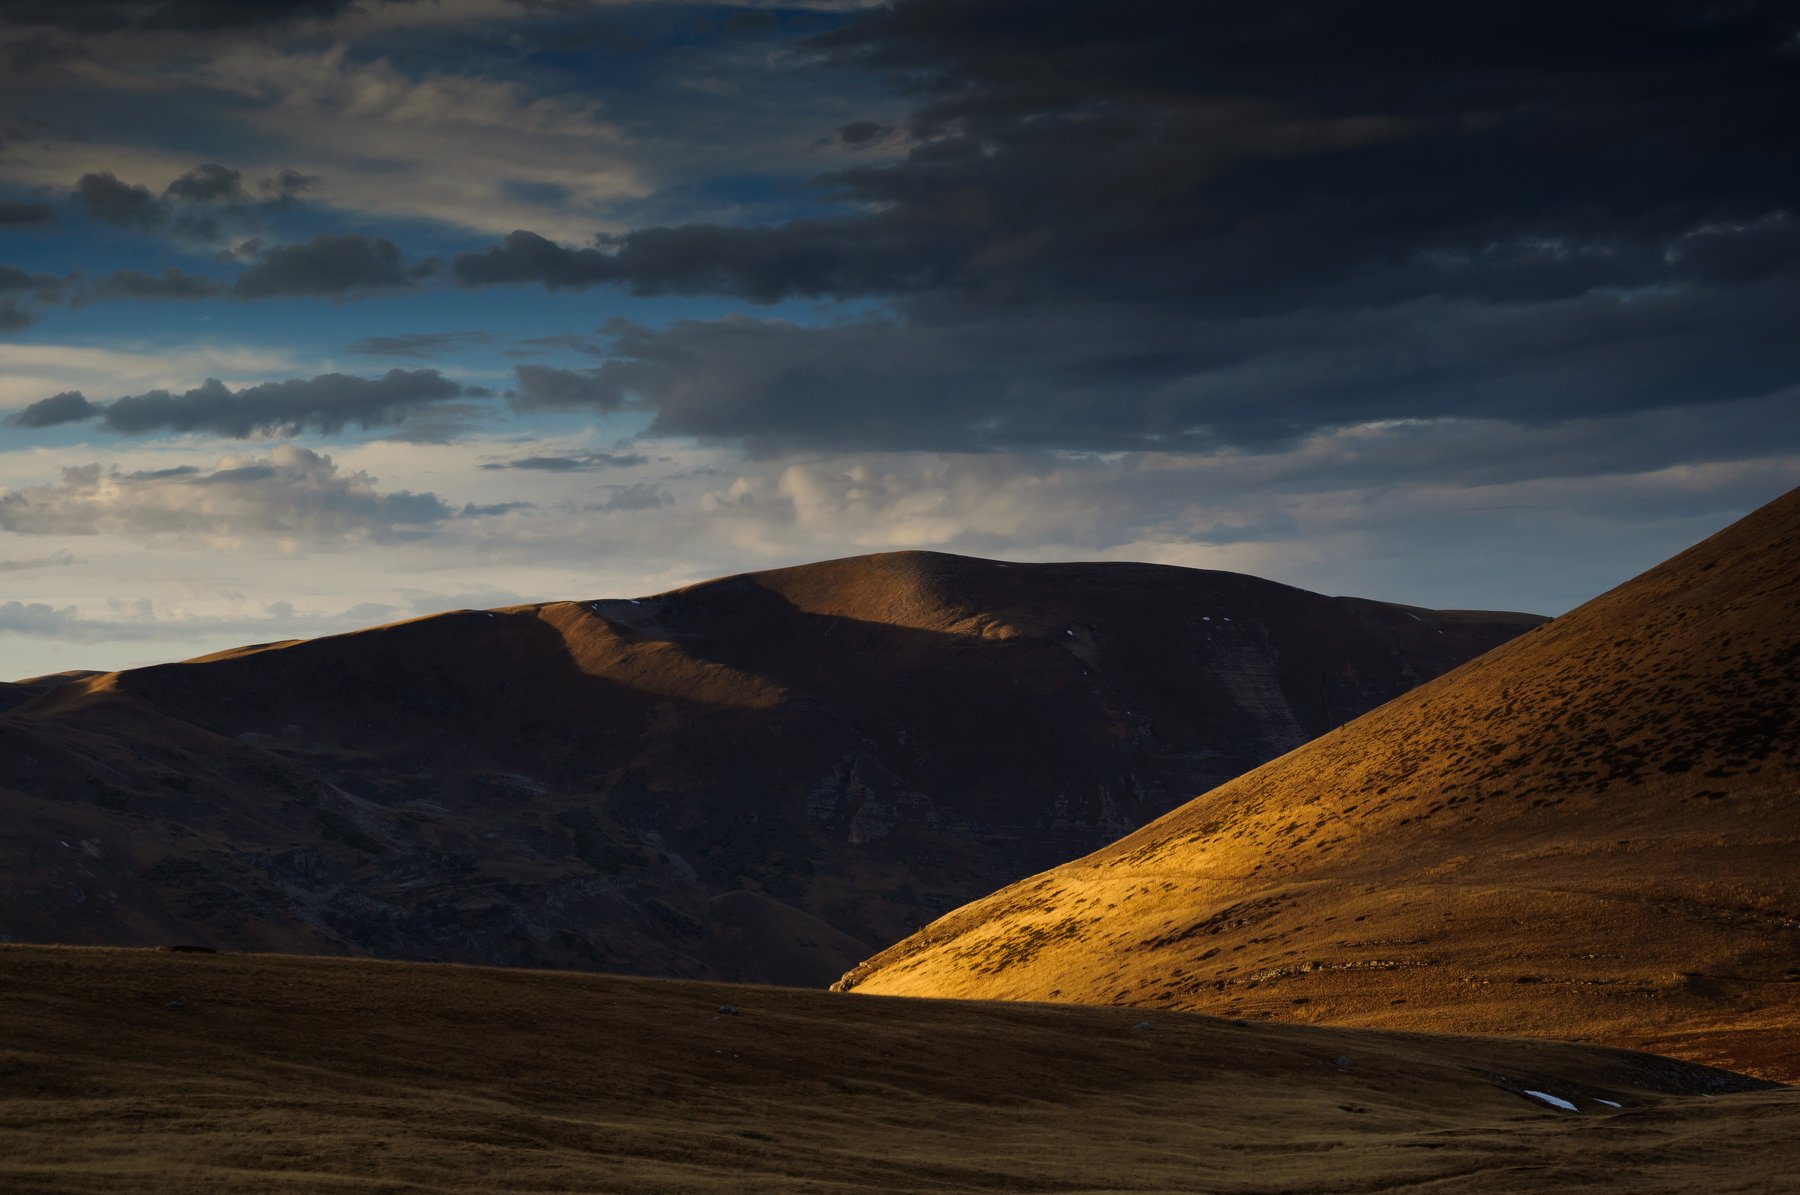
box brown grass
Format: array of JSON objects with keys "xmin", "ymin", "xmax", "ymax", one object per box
[{"xmin": 1, "ymin": 945, "xmax": 1795, "ymax": 1193}]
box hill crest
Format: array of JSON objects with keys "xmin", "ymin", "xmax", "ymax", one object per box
[
  {"xmin": 836, "ymin": 490, "xmax": 1800, "ymax": 1081},
  {"xmin": 0, "ymin": 550, "xmax": 1542, "ymax": 987}
]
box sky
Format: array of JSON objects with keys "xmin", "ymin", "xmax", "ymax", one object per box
[{"xmin": 2, "ymin": 0, "xmax": 1798, "ymax": 680}]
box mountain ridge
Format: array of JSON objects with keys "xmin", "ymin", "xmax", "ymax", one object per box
[
  {"xmin": 835, "ymin": 493, "xmax": 1800, "ymax": 1081},
  {"xmin": 0, "ymin": 550, "xmax": 1540, "ymax": 985}
]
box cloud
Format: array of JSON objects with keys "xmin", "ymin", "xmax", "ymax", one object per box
[
  {"xmin": 0, "ymin": 200, "xmax": 54, "ymax": 225},
  {"xmin": 813, "ymin": 119, "xmax": 896, "ymax": 151},
  {"xmin": 257, "ymin": 168, "xmax": 320, "ymax": 205},
  {"xmin": 63, "ymin": 238, "xmax": 422, "ymax": 307},
  {"xmin": 233, "ymin": 233, "xmax": 433, "ymax": 298},
  {"xmin": 432, "ymin": 0, "xmax": 1800, "ymax": 463},
  {"xmin": 0, "ymin": 264, "xmax": 56, "ymax": 292},
  {"xmin": 164, "ymin": 162, "xmax": 245, "ymax": 204},
  {"xmin": 0, "ymin": 601, "xmax": 83, "ymax": 636},
  {"xmin": 452, "ymin": 223, "xmax": 927, "ymax": 302},
  {"xmin": 181, "ymin": 42, "xmax": 645, "ymax": 239},
  {"xmin": 0, "ymin": 297, "xmax": 33, "ymax": 332},
  {"xmin": 5, "ymin": 389, "xmax": 98, "ymax": 428},
  {"xmin": 73, "ymin": 171, "xmax": 165, "ymax": 231},
  {"xmin": 62, "ymin": 163, "xmax": 320, "ymax": 247},
  {"xmin": 508, "ymin": 332, "xmax": 602, "ymax": 357},
  {"xmin": 479, "ymin": 450, "xmax": 648, "ymax": 471},
  {"xmin": 13, "ymin": 368, "xmax": 469, "ymax": 438},
  {"xmin": 0, "ymin": 265, "xmax": 61, "ymax": 318},
  {"xmin": 0, "ymin": 1, "xmax": 401, "ymax": 32},
  {"xmin": 589, "ymin": 482, "xmax": 671, "ymax": 512},
  {"xmin": 500, "ymin": 280, "xmax": 1800, "ymax": 459},
  {"xmin": 72, "ymin": 267, "xmax": 224, "ymax": 304},
  {"xmin": 458, "ymin": 499, "xmax": 534, "ymax": 516},
  {"xmin": 0, "ymin": 547, "xmax": 78, "ymax": 572},
  {"xmin": 347, "ymin": 331, "xmax": 494, "ymax": 358},
  {"xmin": 0, "ymin": 340, "xmax": 298, "ymax": 410},
  {"xmin": 0, "ymin": 446, "xmax": 479, "ymax": 544},
  {"xmin": 510, "ymin": 362, "xmax": 630, "ymax": 412}
]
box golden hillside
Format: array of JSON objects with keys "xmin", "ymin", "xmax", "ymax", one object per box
[
  {"xmin": 838, "ymin": 487, "xmax": 1800, "ymax": 1082},
  {"xmin": 0, "ymin": 945, "xmax": 1790, "ymax": 1193}
]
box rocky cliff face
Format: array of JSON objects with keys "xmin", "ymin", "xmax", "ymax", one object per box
[{"xmin": 0, "ymin": 551, "xmax": 1540, "ymax": 985}]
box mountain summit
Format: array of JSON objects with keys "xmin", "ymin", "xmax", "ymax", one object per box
[
  {"xmin": 0, "ymin": 552, "xmax": 1535, "ymax": 985},
  {"xmin": 837, "ymin": 493, "xmax": 1800, "ymax": 1082}
]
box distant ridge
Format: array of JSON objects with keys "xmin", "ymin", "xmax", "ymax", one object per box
[
  {"xmin": 838, "ymin": 490, "xmax": 1800, "ymax": 1082},
  {"xmin": 0, "ymin": 552, "xmax": 1537, "ymax": 985}
]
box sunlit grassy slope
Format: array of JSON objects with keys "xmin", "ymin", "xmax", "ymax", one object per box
[
  {"xmin": 839, "ymin": 487, "xmax": 1800, "ymax": 1083},
  {"xmin": 0, "ymin": 945, "xmax": 1793, "ymax": 1194}
]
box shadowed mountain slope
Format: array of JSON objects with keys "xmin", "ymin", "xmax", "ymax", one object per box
[
  {"xmin": 837, "ymin": 490, "xmax": 1800, "ymax": 1081},
  {"xmin": 0, "ymin": 945, "xmax": 1791, "ymax": 1194},
  {"xmin": 0, "ymin": 553, "xmax": 1538, "ymax": 985}
]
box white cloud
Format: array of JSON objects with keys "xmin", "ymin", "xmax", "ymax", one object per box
[{"xmin": 0, "ymin": 445, "xmax": 464, "ymax": 547}]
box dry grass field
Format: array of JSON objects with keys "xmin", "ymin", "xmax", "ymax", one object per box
[
  {"xmin": 1, "ymin": 945, "xmax": 1795, "ymax": 1194},
  {"xmin": 840, "ymin": 487, "xmax": 1800, "ymax": 1083}
]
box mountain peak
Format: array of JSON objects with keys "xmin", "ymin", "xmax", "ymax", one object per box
[{"xmin": 838, "ymin": 487, "xmax": 1800, "ymax": 1082}]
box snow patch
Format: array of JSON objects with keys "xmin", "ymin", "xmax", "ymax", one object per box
[
  {"xmin": 1595, "ymin": 1098, "xmax": 1621, "ymax": 1108},
  {"xmin": 1523, "ymin": 1090, "xmax": 1577, "ymax": 1112}
]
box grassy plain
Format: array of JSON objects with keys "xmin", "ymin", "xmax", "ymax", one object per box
[{"xmin": 0, "ymin": 945, "xmax": 1794, "ymax": 1193}]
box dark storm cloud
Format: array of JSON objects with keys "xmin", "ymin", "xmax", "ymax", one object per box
[
  {"xmin": 72, "ymin": 267, "xmax": 223, "ymax": 304},
  {"xmin": 451, "ymin": 224, "xmax": 930, "ymax": 302},
  {"xmin": 64, "ymin": 165, "xmax": 317, "ymax": 248},
  {"xmin": 234, "ymin": 234, "xmax": 433, "ymax": 299},
  {"xmin": 6, "ymin": 390, "xmax": 97, "ymax": 428},
  {"xmin": 347, "ymin": 331, "xmax": 494, "ymax": 358},
  {"xmin": 543, "ymin": 274, "xmax": 1800, "ymax": 455},
  {"xmin": 0, "ymin": 0, "xmax": 407, "ymax": 31},
  {"xmin": 511, "ymin": 362, "xmax": 630, "ymax": 412},
  {"xmin": 257, "ymin": 169, "xmax": 321, "ymax": 206},
  {"xmin": 444, "ymin": 0, "xmax": 1800, "ymax": 457},
  {"xmin": 0, "ymin": 263, "xmax": 58, "ymax": 293},
  {"xmin": 836, "ymin": 121, "xmax": 890, "ymax": 147},
  {"xmin": 164, "ymin": 163, "xmax": 245, "ymax": 205},
  {"xmin": 0, "ymin": 296, "xmax": 32, "ymax": 331},
  {"xmin": 9, "ymin": 369, "xmax": 469, "ymax": 438},
  {"xmin": 0, "ymin": 200, "xmax": 54, "ymax": 225},
  {"xmin": 74, "ymin": 172, "xmax": 163, "ymax": 231}
]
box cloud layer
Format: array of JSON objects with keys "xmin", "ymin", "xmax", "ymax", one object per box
[
  {"xmin": 0, "ymin": 446, "xmax": 481, "ymax": 544},
  {"xmin": 8, "ymin": 368, "xmax": 469, "ymax": 437}
]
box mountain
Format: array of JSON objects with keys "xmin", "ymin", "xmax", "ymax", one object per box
[
  {"xmin": 0, "ymin": 552, "xmax": 1538, "ymax": 985},
  {"xmin": 1, "ymin": 944, "xmax": 1789, "ymax": 1194},
  {"xmin": 836, "ymin": 491, "xmax": 1800, "ymax": 1081}
]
